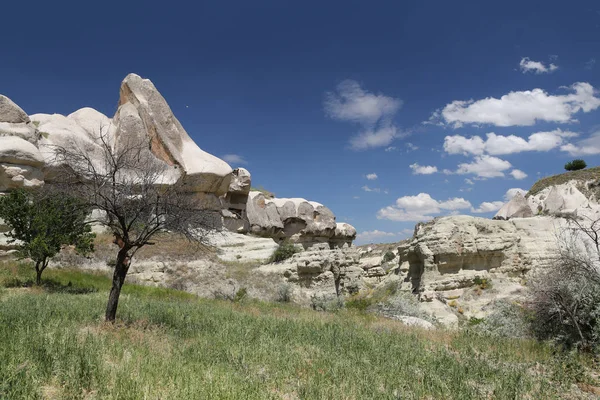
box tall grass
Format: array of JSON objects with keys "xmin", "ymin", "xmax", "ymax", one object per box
[{"xmin": 0, "ymin": 263, "xmax": 596, "ymax": 399}]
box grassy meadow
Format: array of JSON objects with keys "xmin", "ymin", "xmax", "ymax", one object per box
[{"xmin": 1, "ymin": 262, "xmax": 599, "ymax": 399}]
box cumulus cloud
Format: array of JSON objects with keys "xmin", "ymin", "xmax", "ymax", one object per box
[
  {"xmin": 325, "ymin": 80, "xmax": 404, "ymax": 150},
  {"xmin": 510, "ymin": 169, "xmax": 528, "ymax": 180},
  {"xmin": 221, "ymin": 154, "xmax": 248, "ymax": 165},
  {"xmin": 519, "ymin": 57, "xmax": 558, "ymax": 74},
  {"xmin": 456, "ymin": 155, "xmax": 512, "ymax": 178},
  {"xmin": 504, "ymin": 188, "xmax": 527, "ymax": 201},
  {"xmin": 561, "ymin": 131, "xmax": 600, "ymax": 156},
  {"xmin": 409, "ymin": 163, "xmax": 438, "ymax": 175},
  {"xmin": 366, "ymin": 173, "xmax": 378, "ymax": 180},
  {"xmin": 471, "ymin": 201, "xmax": 505, "ymax": 213},
  {"xmin": 430, "ymin": 82, "xmax": 600, "ymax": 127},
  {"xmin": 377, "ymin": 193, "xmax": 471, "ymax": 222},
  {"xmin": 444, "ymin": 129, "xmax": 578, "ymax": 156},
  {"xmin": 348, "ymin": 123, "xmax": 399, "ymax": 150}
]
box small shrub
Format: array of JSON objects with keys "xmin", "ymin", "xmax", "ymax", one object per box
[
  {"xmin": 564, "ymin": 159, "xmax": 587, "ymax": 171},
  {"xmin": 345, "ymin": 296, "xmax": 375, "ymax": 311},
  {"xmin": 473, "ymin": 276, "xmax": 492, "ymax": 290},
  {"xmin": 233, "ymin": 287, "xmax": 247, "ymax": 303},
  {"xmin": 382, "ymin": 251, "xmax": 396, "ymax": 263},
  {"xmin": 471, "ymin": 300, "xmax": 530, "ymax": 338},
  {"xmin": 268, "ymin": 242, "xmax": 300, "ymax": 263},
  {"xmin": 377, "ymin": 291, "xmax": 435, "ymax": 323},
  {"xmin": 276, "ymin": 283, "xmax": 293, "ymax": 303},
  {"xmin": 310, "ymin": 294, "xmax": 344, "ymax": 312}
]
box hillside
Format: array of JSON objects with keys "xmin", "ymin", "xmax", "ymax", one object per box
[
  {"xmin": 527, "ymin": 167, "xmax": 600, "ymax": 197},
  {"xmin": 1, "ymin": 262, "xmax": 599, "ymax": 399}
]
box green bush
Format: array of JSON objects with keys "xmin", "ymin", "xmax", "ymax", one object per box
[
  {"xmin": 382, "ymin": 251, "xmax": 396, "ymax": 263},
  {"xmin": 564, "ymin": 159, "xmax": 587, "ymax": 171},
  {"xmin": 268, "ymin": 241, "xmax": 300, "ymax": 263}
]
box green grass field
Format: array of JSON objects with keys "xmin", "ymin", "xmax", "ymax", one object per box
[{"xmin": 1, "ymin": 262, "xmax": 598, "ymax": 399}]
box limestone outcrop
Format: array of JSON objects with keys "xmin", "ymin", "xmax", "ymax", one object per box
[
  {"xmin": 0, "ymin": 75, "xmax": 356, "ymax": 247},
  {"xmin": 493, "ymin": 192, "xmax": 533, "ymax": 220},
  {"xmin": 244, "ymin": 191, "xmax": 354, "ymax": 248},
  {"xmin": 0, "ymin": 97, "xmax": 44, "ymax": 192},
  {"xmin": 116, "ymin": 74, "xmax": 233, "ymax": 195}
]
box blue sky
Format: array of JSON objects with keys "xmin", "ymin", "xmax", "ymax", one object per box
[{"xmin": 2, "ymin": 1, "xmax": 599, "ymax": 244}]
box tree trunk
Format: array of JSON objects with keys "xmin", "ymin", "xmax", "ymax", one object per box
[
  {"xmin": 35, "ymin": 261, "xmax": 42, "ymax": 286},
  {"xmin": 105, "ymin": 248, "xmax": 130, "ymax": 322}
]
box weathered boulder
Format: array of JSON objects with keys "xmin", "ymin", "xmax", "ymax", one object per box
[
  {"xmin": 31, "ymin": 111, "xmax": 112, "ymax": 181},
  {"xmin": 0, "ymin": 95, "xmax": 29, "ymax": 124},
  {"xmin": 244, "ymin": 191, "xmax": 355, "ymax": 247},
  {"xmin": 529, "ymin": 182, "xmax": 593, "ymax": 216},
  {"xmin": 493, "ymin": 192, "xmax": 534, "ymax": 220},
  {"xmin": 117, "ymin": 73, "xmax": 232, "ymax": 194},
  {"xmin": 228, "ymin": 168, "xmax": 251, "ymax": 195},
  {"xmin": 0, "ymin": 136, "xmax": 45, "ymax": 191},
  {"xmin": 246, "ymin": 191, "xmax": 284, "ymax": 236}
]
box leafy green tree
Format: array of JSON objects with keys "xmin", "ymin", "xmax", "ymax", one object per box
[
  {"xmin": 564, "ymin": 159, "xmax": 587, "ymax": 171},
  {"xmin": 0, "ymin": 189, "xmax": 95, "ymax": 285}
]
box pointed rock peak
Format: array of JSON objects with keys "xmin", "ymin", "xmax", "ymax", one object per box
[
  {"xmin": 0, "ymin": 95, "xmax": 30, "ymax": 123},
  {"xmin": 494, "ymin": 191, "xmax": 533, "ymax": 220},
  {"xmin": 113, "ymin": 73, "xmax": 233, "ymax": 195}
]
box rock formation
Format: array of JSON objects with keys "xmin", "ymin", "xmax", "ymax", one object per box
[
  {"xmin": 0, "ymin": 74, "xmax": 356, "ymax": 250},
  {"xmin": 0, "ymin": 96, "xmax": 44, "ymax": 192},
  {"xmin": 493, "ymin": 192, "xmax": 533, "ymax": 220},
  {"xmin": 395, "ymin": 171, "xmax": 600, "ymax": 325},
  {"xmin": 244, "ymin": 192, "xmax": 356, "ymax": 249}
]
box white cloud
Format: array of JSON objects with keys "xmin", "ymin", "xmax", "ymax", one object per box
[
  {"xmin": 406, "ymin": 143, "xmax": 419, "ymax": 151},
  {"xmin": 362, "ymin": 185, "xmax": 381, "ymax": 193},
  {"xmin": 510, "ymin": 169, "xmax": 528, "ymax": 180},
  {"xmin": 442, "ymin": 169, "xmax": 454, "ymax": 175},
  {"xmin": 465, "ymin": 178, "xmax": 474, "ymax": 185},
  {"xmin": 355, "ymin": 229, "xmax": 414, "ymax": 244},
  {"xmin": 504, "ymin": 188, "xmax": 527, "ymax": 201},
  {"xmin": 356, "ymin": 230, "xmax": 396, "ymax": 241},
  {"xmin": 366, "ymin": 173, "xmax": 378, "ymax": 180},
  {"xmin": 561, "ymin": 131, "xmax": 600, "ymax": 156},
  {"xmin": 325, "ymin": 80, "xmax": 404, "ymax": 150},
  {"xmin": 377, "ymin": 193, "xmax": 471, "ymax": 222},
  {"xmin": 221, "ymin": 154, "xmax": 248, "ymax": 165},
  {"xmin": 409, "ymin": 163, "xmax": 438, "ymax": 175},
  {"xmin": 456, "ymin": 155, "xmax": 512, "ymax": 178},
  {"xmin": 519, "ymin": 57, "xmax": 559, "ymax": 74},
  {"xmin": 471, "ymin": 201, "xmax": 505, "ymax": 214},
  {"xmin": 444, "ymin": 129, "xmax": 577, "ymax": 156},
  {"xmin": 444, "ymin": 135, "xmax": 485, "ymax": 155},
  {"xmin": 385, "ymin": 146, "xmax": 397, "ymax": 152},
  {"xmin": 431, "ymin": 82, "xmax": 600, "ymax": 127},
  {"xmin": 349, "ymin": 123, "xmax": 400, "ymax": 150},
  {"xmin": 325, "ymin": 80, "xmax": 402, "ymax": 124}
]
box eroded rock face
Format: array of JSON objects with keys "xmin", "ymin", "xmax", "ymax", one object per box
[
  {"xmin": 528, "ymin": 181, "xmax": 597, "ymax": 217},
  {"xmin": 117, "ymin": 73, "xmax": 232, "ymax": 194},
  {"xmin": 493, "ymin": 192, "xmax": 533, "ymax": 220},
  {"xmin": 245, "ymin": 191, "xmax": 354, "ymax": 248},
  {"xmin": 31, "ymin": 110, "xmax": 112, "ymax": 182},
  {"xmin": 0, "ymin": 98, "xmax": 44, "ymax": 191},
  {"xmin": 397, "ymin": 215, "xmax": 564, "ymax": 293}
]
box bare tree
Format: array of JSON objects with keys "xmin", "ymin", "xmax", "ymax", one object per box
[
  {"xmin": 528, "ymin": 214, "xmax": 600, "ymax": 351},
  {"xmin": 51, "ymin": 128, "xmax": 220, "ymax": 321}
]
